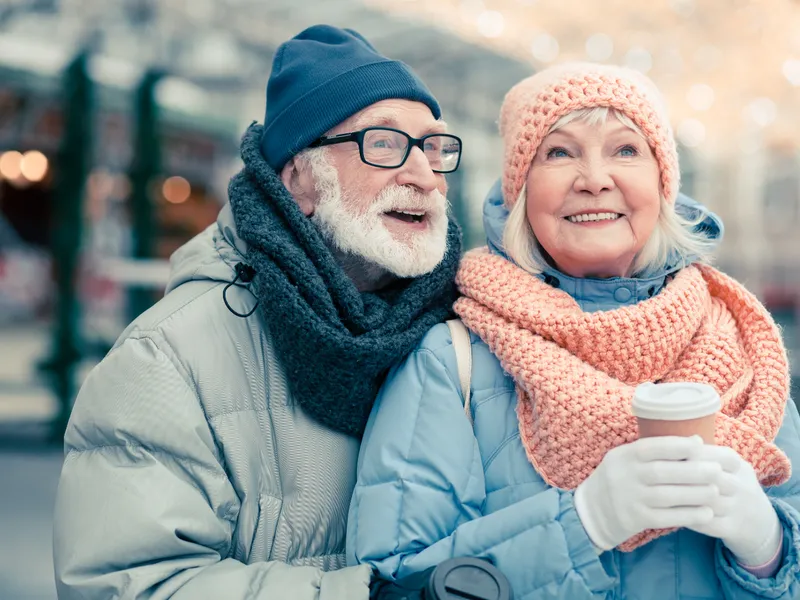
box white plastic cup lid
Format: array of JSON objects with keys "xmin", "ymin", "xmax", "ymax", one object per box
[{"xmin": 631, "ymin": 382, "xmax": 721, "ymax": 421}]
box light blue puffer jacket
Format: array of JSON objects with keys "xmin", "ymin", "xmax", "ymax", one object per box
[{"xmin": 347, "ymin": 184, "xmax": 800, "ymax": 599}]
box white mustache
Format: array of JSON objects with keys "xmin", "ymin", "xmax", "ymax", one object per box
[{"xmin": 366, "ymin": 185, "xmax": 448, "ymax": 217}]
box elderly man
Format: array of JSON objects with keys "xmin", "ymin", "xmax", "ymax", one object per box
[{"xmin": 53, "ymin": 25, "xmax": 462, "ymax": 600}]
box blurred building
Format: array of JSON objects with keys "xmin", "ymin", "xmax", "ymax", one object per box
[
  {"xmin": 0, "ymin": 0, "xmax": 534, "ymax": 334},
  {"xmin": 0, "ymin": 0, "xmax": 797, "ymax": 375},
  {"xmin": 375, "ymin": 0, "xmax": 800, "ymax": 380},
  {"xmin": 0, "ymin": 4, "xmax": 798, "ymax": 598},
  {"xmin": 0, "ymin": 43, "xmax": 239, "ymax": 321}
]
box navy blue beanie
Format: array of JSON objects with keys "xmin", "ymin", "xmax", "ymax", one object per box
[{"xmin": 261, "ymin": 24, "xmax": 442, "ymax": 171}]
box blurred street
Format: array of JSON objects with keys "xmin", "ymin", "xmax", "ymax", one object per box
[
  {"xmin": 0, "ymin": 324, "xmax": 97, "ymax": 600},
  {"xmin": 0, "ymin": 324, "xmax": 61, "ymax": 600},
  {"xmin": 0, "ymin": 324, "xmax": 59, "ymax": 427},
  {"xmin": 0, "ymin": 449, "xmax": 63, "ymax": 600}
]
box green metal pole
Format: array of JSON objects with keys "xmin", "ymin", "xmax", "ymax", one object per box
[
  {"xmin": 447, "ymin": 165, "xmax": 478, "ymax": 250},
  {"xmin": 127, "ymin": 69, "xmax": 163, "ymax": 324},
  {"xmin": 48, "ymin": 49, "xmax": 94, "ymax": 441}
]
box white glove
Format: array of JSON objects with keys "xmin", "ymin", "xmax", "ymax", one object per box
[
  {"xmin": 574, "ymin": 435, "xmax": 719, "ymax": 551},
  {"xmin": 687, "ymin": 444, "xmax": 783, "ymax": 567}
]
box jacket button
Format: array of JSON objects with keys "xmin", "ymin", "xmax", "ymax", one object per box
[
  {"xmin": 614, "ymin": 287, "xmax": 633, "ymax": 302},
  {"xmin": 544, "ymin": 275, "xmax": 560, "ymax": 288}
]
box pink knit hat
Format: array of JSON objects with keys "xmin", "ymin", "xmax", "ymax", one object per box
[{"xmin": 499, "ymin": 62, "xmax": 680, "ymax": 208}]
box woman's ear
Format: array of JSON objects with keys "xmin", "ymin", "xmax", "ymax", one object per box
[{"xmin": 281, "ymin": 157, "xmax": 316, "ymax": 216}]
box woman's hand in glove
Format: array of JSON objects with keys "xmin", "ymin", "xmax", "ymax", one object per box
[
  {"xmin": 574, "ymin": 435, "xmax": 721, "ymax": 551},
  {"xmin": 687, "ymin": 444, "xmax": 783, "ymax": 568}
]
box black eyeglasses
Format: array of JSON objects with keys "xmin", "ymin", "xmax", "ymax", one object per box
[{"xmin": 308, "ymin": 127, "xmax": 462, "ymax": 173}]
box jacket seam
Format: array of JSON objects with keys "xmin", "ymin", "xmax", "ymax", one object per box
[
  {"xmin": 84, "ymin": 333, "xmax": 228, "ymax": 472},
  {"xmin": 398, "ymin": 348, "xmax": 485, "ymax": 562},
  {"xmin": 261, "ymin": 332, "xmax": 285, "ymax": 562},
  {"xmin": 207, "ymin": 406, "xmax": 268, "ymax": 422},
  {"xmin": 211, "ymin": 224, "xmax": 244, "ymax": 279},
  {"xmin": 128, "ymin": 282, "xmax": 225, "ymax": 337},
  {"xmin": 65, "ymin": 443, "xmax": 228, "ymax": 481},
  {"xmin": 473, "ymin": 388, "xmax": 515, "ymax": 409},
  {"xmin": 483, "ymin": 432, "xmax": 522, "ymax": 472},
  {"xmin": 64, "ymin": 442, "xmax": 236, "ymax": 527},
  {"xmin": 488, "ymin": 520, "xmax": 566, "ymax": 597},
  {"xmin": 125, "ymin": 332, "xmax": 203, "ymax": 410},
  {"xmin": 438, "ymin": 334, "xmax": 512, "ymax": 399},
  {"xmin": 393, "ymin": 349, "xmax": 432, "ymax": 572},
  {"xmin": 442, "ymin": 339, "xmax": 466, "ymax": 398},
  {"xmin": 292, "ymin": 553, "xmax": 347, "ymax": 562}
]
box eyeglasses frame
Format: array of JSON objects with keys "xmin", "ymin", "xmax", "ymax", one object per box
[{"xmin": 308, "ymin": 126, "xmax": 463, "ymax": 173}]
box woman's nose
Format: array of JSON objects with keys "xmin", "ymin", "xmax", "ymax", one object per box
[{"xmin": 574, "ymin": 159, "xmax": 615, "ymax": 195}]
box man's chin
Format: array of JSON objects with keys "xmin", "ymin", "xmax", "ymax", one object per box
[
  {"xmin": 315, "ymin": 209, "xmax": 449, "ymax": 279},
  {"xmin": 374, "ymin": 238, "xmax": 448, "ymax": 278}
]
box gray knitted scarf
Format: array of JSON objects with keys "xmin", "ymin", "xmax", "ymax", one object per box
[{"xmin": 228, "ymin": 124, "xmax": 461, "ymax": 437}]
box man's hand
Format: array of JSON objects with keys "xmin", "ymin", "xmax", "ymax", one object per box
[
  {"xmin": 370, "ymin": 568, "xmax": 433, "ymax": 600},
  {"xmin": 687, "ymin": 444, "xmax": 783, "ymax": 567},
  {"xmin": 574, "ymin": 435, "xmax": 719, "ymax": 551}
]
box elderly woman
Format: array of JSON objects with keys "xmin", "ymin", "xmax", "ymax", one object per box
[{"xmin": 346, "ymin": 63, "xmax": 800, "ymax": 600}]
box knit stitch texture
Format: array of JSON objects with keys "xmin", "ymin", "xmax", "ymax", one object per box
[
  {"xmin": 499, "ymin": 62, "xmax": 679, "ymax": 208},
  {"xmin": 454, "ymin": 248, "xmax": 791, "ymax": 551},
  {"xmin": 229, "ymin": 124, "xmax": 461, "ymax": 438}
]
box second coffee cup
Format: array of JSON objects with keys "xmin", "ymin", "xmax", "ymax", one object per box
[{"xmin": 631, "ymin": 382, "xmax": 721, "ymax": 444}]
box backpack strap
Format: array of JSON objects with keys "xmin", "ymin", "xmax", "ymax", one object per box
[{"xmin": 446, "ymin": 319, "xmax": 473, "ymax": 425}]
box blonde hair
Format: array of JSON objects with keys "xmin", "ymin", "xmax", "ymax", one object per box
[{"xmin": 502, "ymin": 107, "xmax": 715, "ymax": 277}]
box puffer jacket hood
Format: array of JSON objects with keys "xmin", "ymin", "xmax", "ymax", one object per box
[{"xmin": 164, "ymin": 203, "xmax": 246, "ymax": 294}]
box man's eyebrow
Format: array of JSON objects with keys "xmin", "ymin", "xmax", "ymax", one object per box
[
  {"xmin": 427, "ymin": 120, "xmax": 449, "ymax": 134},
  {"xmin": 350, "ymin": 109, "xmax": 401, "ymax": 130}
]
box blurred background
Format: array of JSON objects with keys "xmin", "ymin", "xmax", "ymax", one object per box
[{"xmin": 0, "ymin": 1, "xmax": 798, "ymax": 598}]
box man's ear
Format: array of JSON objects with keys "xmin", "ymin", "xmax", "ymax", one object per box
[{"xmin": 281, "ymin": 156, "xmax": 316, "ymax": 216}]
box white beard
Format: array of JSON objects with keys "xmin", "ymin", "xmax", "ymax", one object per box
[{"xmin": 307, "ymin": 153, "xmax": 449, "ymax": 278}]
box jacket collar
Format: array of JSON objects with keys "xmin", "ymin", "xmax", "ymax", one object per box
[
  {"xmin": 217, "ymin": 202, "xmax": 249, "ymax": 257},
  {"xmin": 537, "ymin": 264, "xmax": 675, "ymax": 312}
]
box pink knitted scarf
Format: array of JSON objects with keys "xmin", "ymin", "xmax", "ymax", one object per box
[{"xmin": 454, "ymin": 249, "xmax": 792, "ymax": 551}]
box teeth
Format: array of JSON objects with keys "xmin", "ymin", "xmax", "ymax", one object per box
[
  {"xmin": 567, "ymin": 212, "xmax": 620, "ymax": 223},
  {"xmin": 395, "ymin": 210, "xmax": 425, "ymax": 216}
]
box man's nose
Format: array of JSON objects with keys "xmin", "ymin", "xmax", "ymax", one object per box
[
  {"xmin": 574, "ymin": 158, "xmax": 615, "ymax": 196},
  {"xmin": 395, "ymin": 146, "xmax": 439, "ymax": 193}
]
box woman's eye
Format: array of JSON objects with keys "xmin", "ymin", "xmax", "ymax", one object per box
[
  {"xmin": 546, "ymin": 147, "xmax": 570, "ymax": 159},
  {"xmin": 618, "ymin": 145, "xmax": 638, "ymax": 157}
]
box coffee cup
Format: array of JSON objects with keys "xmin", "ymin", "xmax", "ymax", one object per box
[{"xmin": 631, "ymin": 382, "xmax": 721, "ymax": 444}]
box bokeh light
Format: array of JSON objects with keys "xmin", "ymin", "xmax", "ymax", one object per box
[
  {"xmin": 0, "ymin": 151, "xmax": 23, "ymax": 180},
  {"xmin": 162, "ymin": 176, "xmax": 192, "ymax": 204},
  {"xmin": 19, "ymin": 151, "xmax": 49, "ymax": 183}
]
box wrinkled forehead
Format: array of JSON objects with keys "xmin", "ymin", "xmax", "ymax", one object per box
[
  {"xmin": 332, "ymin": 99, "xmax": 448, "ymax": 135},
  {"xmin": 546, "ymin": 107, "xmax": 647, "ymax": 138}
]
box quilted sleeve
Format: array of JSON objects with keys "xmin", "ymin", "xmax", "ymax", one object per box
[{"xmin": 53, "ymin": 333, "xmax": 371, "ymax": 600}]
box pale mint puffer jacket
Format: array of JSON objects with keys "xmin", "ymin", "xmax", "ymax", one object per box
[
  {"xmin": 53, "ymin": 204, "xmax": 372, "ymax": 600},
  {"xmin": 347, "ymin": 186, "xmax": 800, "ymax": 599}
]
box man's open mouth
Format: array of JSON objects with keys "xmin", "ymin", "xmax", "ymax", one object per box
[{"xmin": 384, "ymin": 210, "xmax": 426, "ymax": 224}]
